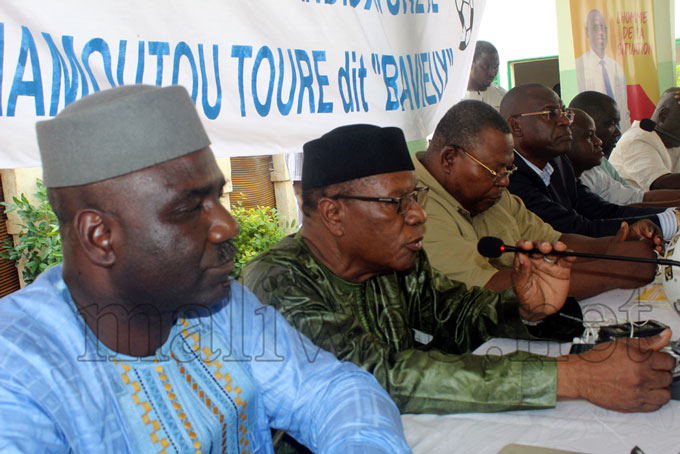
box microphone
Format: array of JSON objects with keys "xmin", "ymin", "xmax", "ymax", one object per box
[
  {"xmin": 477, "ymin": 236, "xmax": 680, "ymax": 267},
  {"xmin": 640, "ymin": 118, "xmax": 680, "ymax": 144}
]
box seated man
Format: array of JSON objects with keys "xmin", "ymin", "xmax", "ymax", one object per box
[
  {"xmin": 417, "ymin": 99, "xmax": 658, "ymax": 296},
  {"xmin": 0, "ymin": 86, "xmax": 410, "ymax": 453},
  {"xmin": 242, "ymin": 123, "xmax": 674, "ymax": 414},
  {"xmin": 609, "ymin": 87, "xmax": 680, "ymax": 190},
  {"xmin": 566, "ymin": 108, "xmax": 680, "ymax": 207},
  {"xmin": 569, "ymin": 91, "xmax": 680, "ymax": 205},
  {"xmin": 501, "ymin": 83, "xmax": 676, "ymax": 238},
  {"xmin": 464, "ymin": 40, "xmax": 506, "ymax": 110}
]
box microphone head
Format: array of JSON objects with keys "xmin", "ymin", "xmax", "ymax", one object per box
[
  {"xmin": 477, "ymin": 236, "xmax": 505, "ymax": 258},
  {"xmin": 640, "ymin": 118, "xmax": 656, "ymax": 132}
]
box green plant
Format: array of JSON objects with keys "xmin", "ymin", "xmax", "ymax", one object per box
[
  {"xmin": 0, "ymin": 179, "xmax": 62, "ymax": 284},
  {"xmin": 0, "ymin": 182, "xmax": 292, "ymax": 284},
  {"xmin": 229, "ymin": 201, "xmax": 293, "ymax": 279}
]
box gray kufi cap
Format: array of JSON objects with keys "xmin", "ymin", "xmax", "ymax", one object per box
[{"xmin": 36, "ymin": 84, "xmax": 210, "ymax": 188}]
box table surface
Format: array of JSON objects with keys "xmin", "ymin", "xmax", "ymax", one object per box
[{"xmin": 402, "ymin": 285, "xmax": 680, "ymax": 454}]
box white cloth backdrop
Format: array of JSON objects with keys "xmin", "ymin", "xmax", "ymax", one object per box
[{"xmin": 0, "ymin": 0, "xmax": 484, "ymax": 168}]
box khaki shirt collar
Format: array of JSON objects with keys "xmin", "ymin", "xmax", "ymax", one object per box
[{"xmin": 412, "ymin": 151, "xmax": 472, "ymax": 219}]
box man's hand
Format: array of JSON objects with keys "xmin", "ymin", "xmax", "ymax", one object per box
[
  {"xmin": 605, "ymin": 227, "xmax": 658, "ymax": 285},
  {"xmin": 557, "ymin": 330, "xmax": 675, "ymax": 412},
  {"xmin": 619, "ymin": 220, "xmax": 664, "ymax": 253},
  {"xmin": 604, "ymin": 242, "xmax": 657, "ymax": 285},
  {"xmin": 511, "ymin": 239, "xmax": 573, "ymax": 321}
]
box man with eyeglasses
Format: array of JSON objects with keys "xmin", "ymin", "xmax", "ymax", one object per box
[
  {"xmin": 241, "ymin": 123, "xmax": 674, "ymax": 418},
  {"xmin": 575, "ymin": 8, "xmax": 631, "ymax": 130},
  {"xmin": 502, "ymin": 83, "xmax": 675, "ymax": 239},
  {"xmin": 416, "ymin": 99, "xmax": 660, "ymax": 298}
]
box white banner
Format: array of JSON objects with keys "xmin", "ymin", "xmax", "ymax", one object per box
[{"xmin": 0, "ymin": 0, "xmax": 484, "ymax": 168}]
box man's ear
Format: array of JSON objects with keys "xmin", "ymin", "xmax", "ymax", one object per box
[
  {"xmin": 73, "ymin": 209, "xmax": 116, "ymax": 267},
  {"xmin": 317, "ymin": 197, "xmax": 345, "ymax": 237},
  {"xmin": 508, "ymin": 117, "xmax": 523, "ymax": 137},
  {"xmin": 657, "ymin": 107, "xmax": 669, "ymax": 125},
  {"xmin": 440, "ymin": 145, "xmax": 458, "ymax": 173}
]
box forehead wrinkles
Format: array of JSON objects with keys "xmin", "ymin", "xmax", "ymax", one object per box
[{"xmin": 517, "ymin": 89, "xmax": 560, "ymax": 113}]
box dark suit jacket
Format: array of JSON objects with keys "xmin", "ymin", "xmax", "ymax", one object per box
[{"xmin": 508, "ymin": 152, "xmax": 663, "ymax": 237}]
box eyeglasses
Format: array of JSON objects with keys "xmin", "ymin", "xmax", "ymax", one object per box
[
  {"xmin": 513, "ymin": 108, "xmax": 575, "ymax": 123},
  {"xmin": 332, "ymin": 186, "xmax": 429, "ymax": 215},
  {"xmin": 459, "ymin": 148, "xmax": 517, "ymax": 181}
]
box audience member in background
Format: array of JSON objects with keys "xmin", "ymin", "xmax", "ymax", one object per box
[
  {"xmin": 501, "ymin": 83, "xmax": 675, "ymax": 238},
  {"xmin": 566, "ymin": 107, "xmax": 680, "ymax": 207},
  {"xmin": 464, "ymin": 40, "xmax": 506, "ymax": 110},
  {"xmin": 242, "ymin": 123, "xmax": 675, "ymax": 416},
  {"xmin": 285, "ymin": 152, "xmax": 304, "ymax": 224},
  {"xmin": 609, "ymin": 87, "xmax": 680, "ymax": 191},
  {"xmin": 416, "ymin": 100, "xmax": 658, "ymax": 297},
  {"xmin": 570, "ymin": 91, "xmax": 631, "ymax": 189},
  {"xmin": 0, "ymin": 86, "xmax": 410, "ymax": 454},
  {"xmin": 575, "ymin": 8, "xmax": 630, "ymax": 130}
]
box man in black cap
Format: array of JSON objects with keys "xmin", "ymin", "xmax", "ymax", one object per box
[
  {"xmin": 242, "ymin": 124, "xmax": 675, "ymax": 414},
  {"xmin": 0, "ymin": 86, "xmax": 410, "ymax": 454}
]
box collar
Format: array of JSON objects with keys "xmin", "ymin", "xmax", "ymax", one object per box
[
  {"xmin": 412, "ymin": 151, "xmax": 470, "ymax": 217},
  {"xmin": 515, "ymin": 150, "xmax": 553, "ymax": 187}
]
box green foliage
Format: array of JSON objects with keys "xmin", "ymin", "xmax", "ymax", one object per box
[
  {"xmin": 0, "ymin": 179, "xmax": 62, "ymax": 284},
  {"xmin": 230, "ymin": 201, "xmax": 293, "ymax": 279},
  {"xmin": 0, "ymin": 182, "xmax": 292, "ymax": 284}
]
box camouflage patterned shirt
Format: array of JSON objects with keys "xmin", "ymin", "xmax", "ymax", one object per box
[{"xmin": 242, "ymin": 233, "xmax": 557, "ymax": 414}]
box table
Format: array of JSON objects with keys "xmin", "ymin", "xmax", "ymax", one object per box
[{"xmin": 402, "ymin": 285, "xmax": 680, "ymax": 454}]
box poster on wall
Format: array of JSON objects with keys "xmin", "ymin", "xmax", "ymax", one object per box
[
  {"xmin": 570, "ymin": 0, "xmax": 659, "ymax": 131},
  {"xmin": 0, "ymin": 0, "xmax": 483, "ymax": 168}
]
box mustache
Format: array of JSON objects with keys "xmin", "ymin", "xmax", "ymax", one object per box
[{"xmin": 217, "ymin": 239, "xmax": 238, "ymax": 263}]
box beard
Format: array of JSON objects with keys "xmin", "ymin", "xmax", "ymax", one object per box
[
  {"xmin": 218, "ymin": 238, "xmax": 238, "ymax": 292},
  {"xmin": 218, "ymin": 238, "xmax": 238, "ymax": 263}
]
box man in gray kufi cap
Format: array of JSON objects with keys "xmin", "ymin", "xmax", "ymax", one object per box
[
  {"xmin": 37, "ymin": 84, "xmax": 210, "ymax": 187},
  {"xmin": 0, "ymin": 85, "xmax": 410, "ymax": 454}
]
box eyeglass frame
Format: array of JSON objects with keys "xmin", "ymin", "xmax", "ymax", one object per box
[
  {"xmin": 455, "ymin": 146, "xmax": 518, "ymax": 181},
  {"xmin": 330, "ymin": 186, "xmax": 429, "ymax": 215},
  {"xmin": 512, "ymin": 107, "xmax": 575, "ymax": 123}
]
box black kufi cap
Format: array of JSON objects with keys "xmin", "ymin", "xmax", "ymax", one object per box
[{"xmin": 302, "ymin": 124, "xmax": 414, "ymax": 189}]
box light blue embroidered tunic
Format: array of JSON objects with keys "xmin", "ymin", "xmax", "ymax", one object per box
[{"xmin": 0, "ymin": 266, "xmax": 409, "ymax": 454}]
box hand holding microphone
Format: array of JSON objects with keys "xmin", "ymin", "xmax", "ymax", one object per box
[
  {"xmin": 477, "ymin": 236, "xmax": 680, "ymax": 267},
  {"xmin": 503, "ymin": 238, "xmax": 573, "ymax": 321}
]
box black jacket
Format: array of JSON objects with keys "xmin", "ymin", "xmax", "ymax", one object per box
[{"xmin": 508, "ymin": 152, "xmax": 663, "ymax": 237}]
